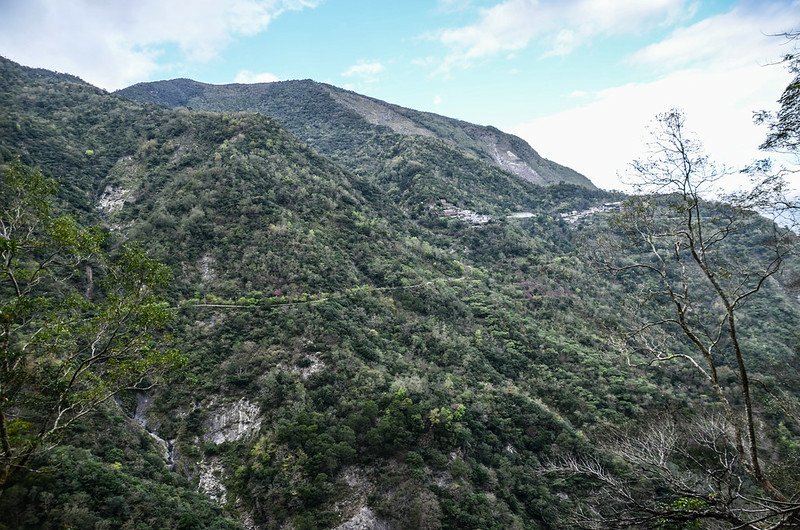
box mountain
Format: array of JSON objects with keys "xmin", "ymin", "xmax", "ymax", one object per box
[
  {"xmin": 1, "ymin": 56, "xmax": 798, "ymax": 530},
  {"xmin": 117, "ymin": 78, "xmax": 595, "ymax": 190}
]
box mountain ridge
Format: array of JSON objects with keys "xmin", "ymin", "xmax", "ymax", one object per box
[
  {"xmin": 2, "ymin": 55, "xmax": 798, "ymax": 530},
  {"xmin": 116, "ymin": 77, "xmax": 595, "ymax": 189}
]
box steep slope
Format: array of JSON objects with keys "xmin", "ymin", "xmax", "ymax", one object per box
[
  {"xmin": 2, "ymin": 56, "xmax": 799, "ymax": 530},
  {"xmin": 117, "ymin": 78, "xmax": 595, "ymax": 189},
  {"xmin": 4, "ymin": 56, "xmax": 614, "ymax": 529}
]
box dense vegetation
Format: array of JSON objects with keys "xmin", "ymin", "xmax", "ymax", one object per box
[
  {"xmin": 0, "ymin": 56, "xmax": 797, "ymax": 529},
  {"xmin": 117, "ymin": 78, "xmax": 595, "ymax": 189}
]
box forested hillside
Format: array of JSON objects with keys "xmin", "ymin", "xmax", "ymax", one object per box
[
  {"xmin": 117, "ymin": 78, "xmax": 595, "ymax": 190},
  {"xmin": 1, "ymin": 56, "xmax": 798, "ymax": 529}
]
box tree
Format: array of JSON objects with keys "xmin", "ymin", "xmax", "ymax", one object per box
[
  {"xmin": 557, "ymin": 110, "xmax": 800, "ymax": 528},
  {"xmin": 0, "ymin": 159, "xmax": 182, "ymax": 490},
  {"xmin": 758, "ymin": 31, "xmax": 800, "ymax": 155},
  {"xmin": 753, "ymin": 30, "xmax": 800, "ymax": 234}
]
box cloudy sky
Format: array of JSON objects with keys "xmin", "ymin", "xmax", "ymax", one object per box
[{"xmin": 1, "ymin": 0, "xmax": 797, "ymax": 189}]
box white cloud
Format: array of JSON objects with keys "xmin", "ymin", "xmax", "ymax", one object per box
[
  {"xmin": 435, "ymin": 0, "xmax": 692, "ymax": 71},
  {"xmin": 234, "ymin": 70, "xmax": 280, "ymax": 83},
  {"xmin": 341, "ymin": 60, "xmax": 385, "ymax": 82},
  {"xmin": 0, "ymin": 0, "xmax": 319, "ymax": 90},
  {"xmin": 511, "ymin": 5, "xmax": 798, "ymax": 191},
  {"xmin": 433, "ymin": 94, "xmax": 443, "ymax": 105},
  {"xmin": 628, "ymin": 2, "xmax": 796, "ymax": 70}
]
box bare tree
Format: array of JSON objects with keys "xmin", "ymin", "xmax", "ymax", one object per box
[
  {"xmin": 547, "ymin": 414, "xmax": 799, "ymax": 529},
  {"xmin": 757, "ymin": 30, "xmax": 800, "ymax": 156},
  {"xmin": 559, "ymin": 110, "xmax": 799, "ymax": 528}
]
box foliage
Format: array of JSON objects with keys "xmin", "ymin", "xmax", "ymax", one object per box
[
  {"xmin": 117, "ymin": 78, "xmax": 595, "ymax": 189},
  {"xmin": 0, "ymin": 159, "xmax": 183, "ymax": 489},
  {"xmin": 0, "ymin": 445, "xmax": 240, "ymax": 529},
  {"xmin": 566, "ymin": 110, "xmax": 800, "ymax": 527},
  {"xmin": 758, "ymin": 32, "xmax": 800, "ymax": 153},
  {"xmin": 1, "ymin": 56, "xmax": 798, "ymax": 529}
]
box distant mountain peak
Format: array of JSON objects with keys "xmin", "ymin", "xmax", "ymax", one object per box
[{"xmin": 116, "ymin": 77, "xmax": 595, "ymax": 189}]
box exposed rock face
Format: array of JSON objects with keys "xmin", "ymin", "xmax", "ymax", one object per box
[
  {"xmin": 327, "ymin": 86, "xmax": 557, "ymax": 187},
  {"xmin": 326, "ymin": 88, "xmax": 434, "ymax": 139},
  {"xmin": 199, "ymin": 254, "xmax": 216, "ymax": 282},
  {"xmin": 329, "ymin": 467, "xmax": 385, "ymax": 530},
  {"xmin": 203, "ymin": 398, "xmax": 262, "ymax": 444},
  {"xmin": 195, "ymin": 398, "xmax": 263, "ymax": 509},
  {"xmin": 132, "ymin": 391, "xmax": 175, "ymax": 468},
  {"xmin": 297, "ymin": 352, "xmax": 325, "ymax": 379},
  {"xmin": 198, "ymin": 457, "xmax": 227, "ymax": 503},
  {"xmin": 239, "ymin": 511, "xmax": 258, "ymax": 530},
  {"xmin": 117, "ymin": 78, "xmax": 596, "ymax": 189},
  {"xmin": 333, "ymin": 507, "xmax": 390, "ymax": 530},
  {"xmin": 97, "ymin": 184, "xmax": 130, "ymax": 214},
  {"xmin": 489, "ymin": 143, "xmax": 541, "ymax": 183},
  {"xmin": 133, "ymin": 391, "xmax": 153, "ymax": 429}
]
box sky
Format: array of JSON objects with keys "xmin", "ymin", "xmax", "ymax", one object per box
[{"xmin": 1, "ymin": 0, "xmax": 798, "ymax": 190}]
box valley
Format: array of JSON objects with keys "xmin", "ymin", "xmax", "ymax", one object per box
[{"xmin": 0, "ymin": 54, "xmax": 798, "ymax": 529}]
